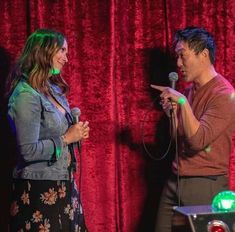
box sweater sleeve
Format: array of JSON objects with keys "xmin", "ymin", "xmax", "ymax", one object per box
[{"xmin": 186, "ymin": 91, "xmax": 235, "ymax": 151}]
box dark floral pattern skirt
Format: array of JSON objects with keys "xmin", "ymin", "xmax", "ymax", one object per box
[{"xmin": 9, "ymin": 178, "xmax": 87, "ymax": 232}]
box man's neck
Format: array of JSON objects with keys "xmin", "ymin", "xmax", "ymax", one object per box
[{"xmin": 194, "ymin": 66, "xmax": 217, "ymax": 90}]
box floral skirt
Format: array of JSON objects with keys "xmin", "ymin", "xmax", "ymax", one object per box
[{"xmin": 9, "ymin": 178, "xmax": 87, "ymax": 232}]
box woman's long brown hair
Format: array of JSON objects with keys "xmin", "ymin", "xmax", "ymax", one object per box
[{"xmin": 5, "ymin": 28, "xmax": 69, "ymax": 98}]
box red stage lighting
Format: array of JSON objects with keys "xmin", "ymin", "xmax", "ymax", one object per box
[{"xmin": 207, "ymin": 220, "xmax": 230, "ymax": 232}]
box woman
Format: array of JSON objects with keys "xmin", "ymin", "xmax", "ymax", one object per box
[{"xmin": 6, "ymin": 28, "xmax": 89, "ymax": 231}]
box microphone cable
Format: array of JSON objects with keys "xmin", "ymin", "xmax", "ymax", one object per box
[
  {"xmin": 66, "ymin": 110, "xmax": 83, "ymax": 217},
  {"xmin": 141, "ymin": 98, "xmax": 181, "ymax": 206},
  {"xmin": 170, "ymin": 106, "xmax": 181, "ymax": 207},
  {"xmin": 141, "ymin": 97, "xmax": 173, "ymax": 161},
  {"xmin": 77, "ymin": 142, "xmax": 83, "ymax": 216}
]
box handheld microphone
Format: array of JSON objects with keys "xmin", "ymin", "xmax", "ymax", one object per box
[
  {"xmin": 71, "ymin": 107, "xmax": 82, "ymax": 152},
  {"xmin": 71, "ymin": 107, "xmax": 81, "ymax": 124},
  {"xmin": 168, "ymin": 72, "xmax": 178, "ymax": 90}
]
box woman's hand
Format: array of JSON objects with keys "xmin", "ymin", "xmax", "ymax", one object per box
[{"xmin": 63, "ymin": 121, "xmax": 90, "ymax": 145}]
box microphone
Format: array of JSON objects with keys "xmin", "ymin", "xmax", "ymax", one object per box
[
  {"xmin": 71, "ymin": 107, "xmax": 81, "ymax": 124},
  {"xmin": 168, "ymin": 72, "xmax": 178, "ymax": 90},
  {"xmin": 71, "ymin": 107, "xmax": 82, "ymax": 152}
]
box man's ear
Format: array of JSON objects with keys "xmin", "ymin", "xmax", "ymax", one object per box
[{"xmin": 201, "ymin": 48, "xmax": 209, "ymax": 59}]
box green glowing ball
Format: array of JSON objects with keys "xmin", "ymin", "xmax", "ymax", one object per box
[
  {"xmin": 50, "ymin": 68, "xmax": 60, "ymax": 75},
  {"xmin": 212, "ymin": 190, "xmax": 235, "ymax": 212}
]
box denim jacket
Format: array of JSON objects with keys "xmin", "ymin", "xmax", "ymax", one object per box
[{"xmin": 8, "ymin": 79, "xmax": 75, "ymax": 180}]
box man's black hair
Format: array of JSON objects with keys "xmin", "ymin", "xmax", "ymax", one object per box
[{"xmin": 174, "ymin": 26, "xmax": 216, "ymax": 64}]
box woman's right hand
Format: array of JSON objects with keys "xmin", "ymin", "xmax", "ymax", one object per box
[{"xmin": 63, "ymin": 121, "xmax": 90, "ymax": 145}]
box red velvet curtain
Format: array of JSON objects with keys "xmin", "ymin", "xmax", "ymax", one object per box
[{"xmin": 1, "ymin": 1, "xmax": 235, "ymax": 231}]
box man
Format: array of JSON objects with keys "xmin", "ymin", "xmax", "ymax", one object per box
[{"xmin": 151, "ymin": 26, "xmax": 235, "ymax": 232}]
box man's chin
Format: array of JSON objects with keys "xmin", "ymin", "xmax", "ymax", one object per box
[
  {"xmin": 183, "ymin": 76, "xmax": 188, "ymax": 81},
  {"xmin": 183, "ymin": 75, "xmax": 190, "ymax": 82}
]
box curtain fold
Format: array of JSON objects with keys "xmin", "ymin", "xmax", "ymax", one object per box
[{"xmin": 1, "ymin": 0, "xmax": 235, "ymax": 231}]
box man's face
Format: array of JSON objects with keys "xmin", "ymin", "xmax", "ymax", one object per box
[{"xmin": 175, "ymin": 41, "xmax": 204, "ymax": 83}]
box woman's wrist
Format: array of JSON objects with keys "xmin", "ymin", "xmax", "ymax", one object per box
[{"xmin": 61, "ymin": 134, "xmax": 68, "ymax": 147}]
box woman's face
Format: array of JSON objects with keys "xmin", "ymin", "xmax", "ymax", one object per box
[{"xmin": 52, "ymin": 39, "xmax": 68, "ymax": 72}]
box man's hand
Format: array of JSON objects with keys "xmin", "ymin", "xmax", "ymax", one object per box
[{"xmin": 150, "ymin": 84, "xmax": 185, "ymax": 103}]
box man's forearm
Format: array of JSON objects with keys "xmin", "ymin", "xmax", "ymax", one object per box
[{"xmin": 180, "ymin": 100, "xmax": 200, "ymax": 138}]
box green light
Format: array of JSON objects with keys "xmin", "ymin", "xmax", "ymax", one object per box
[
  {"xmin": 56, "ymin": 148, "xmax": 62, "ymax": 159},
  {"xmin": 212, "ymin": 190, "xmax": 235, "ymax": 212},
  {"xmin": 178, "ymin": 97, "xmax": 186, "ymax": 105},
  {"xmin": 50, "ymin": 68, "xmax": 60, "ymax": 75}
]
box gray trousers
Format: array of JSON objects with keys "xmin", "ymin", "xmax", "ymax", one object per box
[{"xmin": 155, "ymin": 173, "xmax": 228, "ymax": 232}]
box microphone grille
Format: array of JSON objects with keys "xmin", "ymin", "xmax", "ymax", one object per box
[
  {"xmin": 71, "ymin": 107, "xmax": 81, "ymax": 117},
  {"xmin": 168, "ymin": 72, "xmax": 178, "ymax": 82}
]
